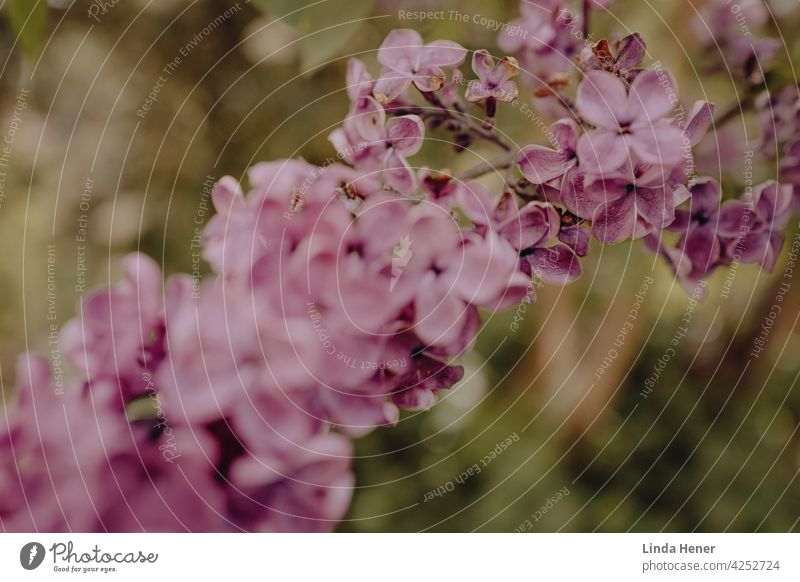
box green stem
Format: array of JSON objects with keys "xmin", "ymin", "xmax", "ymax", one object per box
[
  {"xmin": 458, "ymin": 151, "xmax": 518, "ymax": 181},
  {"xmin": 420, "ymin": 91, "xmax": 513, "ymax": 151}
]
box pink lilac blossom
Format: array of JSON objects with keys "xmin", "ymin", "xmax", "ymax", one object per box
[
  {"xmin": 498, "ymin": 1, "xmax": 584, "ymax": 90},
  {"xmin": 466, "ymin": 50, "xmax": 520, "ymax": 103},
  {"xmin": 692, "ymin": 0, "xmax": 779, "ymax": 80},
  {"xmin": 373, "ymin": 29, "xmax": 466, "ymax": 103},
  {"xmin": 575, "ymin": 70, "xmax": 683, "ymax": 173}
]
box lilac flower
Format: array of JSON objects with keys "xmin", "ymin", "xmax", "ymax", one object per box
[
  {"xmin": 498, "ymin": 1, "xmax": 564, "ymax": 56},
  {"xmin": 497, "ymin": 198, "xmax": 583, "ymax": 284},
  {"xmin": 60, "ymin": 253, "xmax": 164, "ymax": 397},
  {"xmin": 651, "ymin": 179, "xmax": 793, "ymax": 285},
  {"xmin": 385, "ymin": 333, "xmax": 465, "ymax": 411},
  {"xmin": 466, "ymin": 50, "xmax": 520, "ymax": 103},
  {"xmin": 498, "ymin": 1, "xmax": 582, "ymax": 89},
  {"xmin": 373, "ymin": 29, "xmax": 466, "ymax": 103},
  {"xmin": 387, "ymin": 207, "xmax": 529, "ymax": 348},
  {"xmin": 456, "ymin": 187, "xmax": 583, "ymax": 285},
  {"xmin": 576, "ymin": 70, "xmax": 683, "ymax": 174},
  {"xmin": 659, "ymin": 178, "xmax": 733, "ymax": 283},
  {"xmin": 756, "ymin": 86, "xmax": 800, "ymax": 158},
  {"xmin": 692, "ymin": 0, "xmax": 768, "ymax": 45},
  {"xmin": 330, "ymin": 110, "xmax": 425, "ymax": 193},
  {"xmin": 565, "ymin": 163, "xmax": 690, "ymax": 244},
  {"xmin": 516, "ymin": 118, "xmax": 579, "ymax": 185},
  {"xmin": 779, "ymin": 137, "xmax": 800, "ymax": 210},
  {"xmin": 380, "ymin": 115, "xmax": 426, "ymax": 193},
  {"xmin": 692, "ymin": 0, "xmax": 779, "ymax": 80},
  {"xmin": 724, "ymin": 181, "xmax": 793, "ymax": 272}
]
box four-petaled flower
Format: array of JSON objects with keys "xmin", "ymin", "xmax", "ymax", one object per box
[
  {"xmin": 373, "ymin": 29, "xmax": 466, "ymax": 103},
  {"xmin": 466, "ymin": 50, "xmax": 520, "ymax": 103},
  {"xmin": 576, "ymin": 70, "xmax": 683, "ymax": 174}
]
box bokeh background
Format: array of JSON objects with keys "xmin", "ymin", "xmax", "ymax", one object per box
[{"xmin": 1, "ymin": 0, "xmax": 800, "ymax": 531}]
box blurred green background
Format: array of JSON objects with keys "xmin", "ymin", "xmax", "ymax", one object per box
[{"xmin": 1, "ymin": 0, "xmax": 799, "ymax": 531}]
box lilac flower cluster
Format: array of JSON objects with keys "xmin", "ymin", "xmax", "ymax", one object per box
[
  {"xmin": 2, "ymin": 0, "xmax": 796, "ymax": 532},
  {"xmin": 757, "ymin": 85, "xmax": 800, "ymax": 210},
  {"xmin": 692, "ymin": 0, "xmax": 779, "ymax": 82}
]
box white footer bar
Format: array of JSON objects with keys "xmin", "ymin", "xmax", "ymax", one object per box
[{"xmin": 1, "ymin": 533, "xmax": 797, "ymax": 581}]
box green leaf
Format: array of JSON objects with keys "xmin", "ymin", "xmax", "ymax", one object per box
[
  {"xmin": 7, "ymin": 0, "xmax": 48, "ymax": 61},
  {"xmin": 252, "ymin": 0, "xmax": 374, "ymax": 73}
]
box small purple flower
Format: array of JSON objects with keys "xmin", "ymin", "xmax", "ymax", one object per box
[
  {"xmin": 380, "ymin": 115, "xmax": 426, "ymax": 193},
  {"xmin": 725, "ymin": 180, "xmax": 794, "ymax": 272},
  {"xmin": 60, "ymin": 253, "xmax": 164, "ymax": 394},
  {"xmin": 466, "ymin": 50, "xmax": 520, "ymax": 103},
  {"xmin": 331, "ymin": 110, "xmax": 425, "ymax": 194},
  {"xmin": 757, "ymin": 86, "xmax": 800, "ymax": 158},
  {"xmin": 516, "ymin": 118, "xmax": 579, "ymax": 185},
  {"xmin": 373, "ymin": 29, "xmax": 466, "ymax": 103},
  {"xmin": 692, "ymin": 0, "xmax": 778, "ymax": 80},
  {"xmin": 565, "ymin": 164, "xmax": 690, "ymax": 244},
  {"xmin": 576, "ymin": 70, "xmax": 683, "ymax": 174},
  {"xmin": 779, "ymin": 137, "xmax": 800, "ymax": 210},
  {"xmin": 498, "ymin": 1, "xmax": 563, "ymax": 55},
  {"xmin": 665, "ymin": 178, "xmax": 731, "ymax": 282},
  {"xmin": 499, "ymin": 1, "xmax": 582, "ymax": 89}
]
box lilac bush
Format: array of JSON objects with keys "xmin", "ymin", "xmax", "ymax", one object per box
[{"xmin": 2, "ymin": 0, "xmax": 798, "ymax": 531}]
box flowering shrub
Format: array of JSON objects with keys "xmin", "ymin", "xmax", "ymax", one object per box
[{"xmin": 2, "ymin": 0, "xmax": 797, "ymax": 532}]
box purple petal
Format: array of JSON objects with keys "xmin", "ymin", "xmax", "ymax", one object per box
[
  {"xmin": 627, "ymin": 121, "xmax": 683, "ymax": 166},
  {"xmin": 493, "ymin": 79, "xmax": 519, "ymax": 102},
  {"xmin": 516, "ymin": 145, "xmax": 568, "ymax": 184},
  {"xmin": 592, "ymin": 193, "xmax": 637, "ymax": 244},
  {"xmin": 386, "ymin": 115, "xmax": 424, "ymax": 156},
  {"xmin": 636, "ymin": 186, "xmax": 675, "ymax": 229},
  {"xmin": 627, "ymin": 69, "xmax": 676, "ymax": 124},
  {"xmin": 346, "ymin": 58, "xmax": 373, "ymax": 102},
  {"xmin": 673, "ymin": 184, "xmax": 692, "ymax": 206},
  {"xmin": 212, "ymin": 176, "xmax": 244, "ymax": 214},
  {"xmin": 382, "ymin": 149, "xmax": 417, "ymax": 193},
  {"xmin": 558, "ymin": 224, "xmax": 591, "ymax": 257},
  {"xmin": 737, "ymin": 231, "xmax": 773, "ymax": 267},
  {"xmin": 563, "ymin": 172, "xmax": 627, "ymax": 218},
  {"xmin": 577, "ymin": 129, "xmax": 629, "ymax": 174},
  {"xmin": 350, "ymin": 95, "xmax": 387, "ymax": 141},
  {"xmin": 577, "ymin": 71, "xmax": 627, "ymax": 130},
  {"xmin": 615, "ymin": 33, "xmax": 646, "ymax": 72},
  {"xmin": 551, "ymin": 118, "xmax": 579, "ymax": 154},
  {"xmin": 420, "ymin": 40, "xmax": 467, "ymax": 69},
  {"xmin": 683, "ymin": 224, "xmax": 721, "ymax": 274},
  {"xmin": 412, "ymin": 67, "xmax": 447, "ymax": 92},
  {"xmin": 449, "ymin": 235, "xmax": 519, "ymax": 306},
  {"xmin": 377, "ymin": 29, "xmax": 423, "ymax": 73},
  {"xmin": 526, "ymin": 244, "xmax": 582, "ymax": 284},
  {"xmin": 499, "ymin": 201, "xmax": 559, "ymax": 250},
  {"xmin": 684, "ymin": 101, "xmax": 714, "ymax": 146},
  {"xmin": 689, "ymin": 178, "xmax": 722, "ymax": 216},
  {"xmin": 373, "ymin": 69, "xmax": 412, "ymax": 104},
  {"xmin": 415, "ymin": 273, "xmax": 467, "ymax": 348},
  {"xmin": 465, "ymin": 80, "xmax": 494, "ymax": 103},
  {"xmin": 471, "ymin": 49, "xmax": 495, "ymax": 79},
  {"xmin": 718, "ymin": 200, "xmax": 750, "ymax": 236}
]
